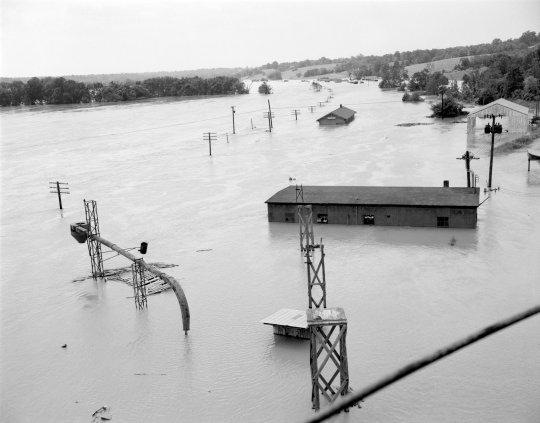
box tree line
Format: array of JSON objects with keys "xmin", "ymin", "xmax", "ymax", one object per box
[
  {"xmin": 413, "ymin": 46, "xmax": 538, "ymax": 117},
  {"xmin": 236, "ymin": 30, "xmax": 540, "ymax": 81},
  {"xmin": 404, "ymin": 46, "xmax": 540, "ymax": 103},
  {"xmin": 0, "ymin": 76, "xmax": 248, "ymax": 107}
]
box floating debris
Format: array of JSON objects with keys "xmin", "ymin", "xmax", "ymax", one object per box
[
  {"xmin": 196, "ymin": 249, "xmax": 213, "ymax": 252},
  {"xmin": 73, "ymin": 263, "xmax": 179, "ymax": 296},
  {"xmin": 396, "ymin": 122, "xmax": 434, "ymax": 127},
  {"xmin": 92, "ymin": 405, "xmax": 112, "ymax": 421}
]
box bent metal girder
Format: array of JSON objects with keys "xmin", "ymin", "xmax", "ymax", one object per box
[{"xmin": 70, "ymin": 209, "xmax": 190, "ymax": 334}]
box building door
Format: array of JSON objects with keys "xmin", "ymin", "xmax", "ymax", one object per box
[{"xmin": 363, "ymin": 214, "xmax": 375, "ymax": 225}]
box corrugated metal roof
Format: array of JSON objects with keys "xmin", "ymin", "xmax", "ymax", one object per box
[
  {"xmin": 265, "ymin": 185, "xmax": 480, "ymax": 208},
  {"xmin": 468, "ymin": 98, "xmax": 529, "ymax": 118},
  {"xmin": 260, "ymin": 309, "xmax": 307, "ymax": 328},
  {"xmin": 317, "ymin": 105, "xmax": 356, "ymax": 121}
]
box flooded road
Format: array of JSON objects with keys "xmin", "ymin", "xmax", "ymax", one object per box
[{"xmin": 1, "ymin": 81, "xmax": 539, "ymax": 422}]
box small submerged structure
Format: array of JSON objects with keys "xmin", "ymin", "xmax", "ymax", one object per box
[
  {"xmin": 260, "ymin": 308, "xmax": 309, "ymax": 339},
  {"xmin": 317, "ymin": 104, "xmax": 356, "ymax": 125}
]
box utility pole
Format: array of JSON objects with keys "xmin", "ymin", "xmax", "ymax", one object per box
[
  {"xmin": 291, "ymin": 109, "xmax": 300, "ymax": 121},
  {"xmin": 231, "ymin": 106, "xmax": 236, "ymax": 134},
  {"xmin": 203, "ymin": 132, "xmax": 217, "ymax": 156},
  {"xmin": 263, "ymin": 99, "xmax": 275, "ymax": 132},
  {"xmin": 456, "ymin": 151, "xmax": 479, "ymax": 188},
  {"xmin": 308, "ymin": 106, "xmax": 316, "ymax": 113},
  {"xmin": 484, "ymin": 114, "xmax": 503, "ymax": 189},
  {"xmin": 49, "ymin": 181, "xmax": 70, "ymax": 210},
  {"xmin": 268, "ymin": 99, "xmax": 273, "ymax": 130},
  {"xmin": 439, "ymin": 86, "xmax": 447, "ymax": 119}
]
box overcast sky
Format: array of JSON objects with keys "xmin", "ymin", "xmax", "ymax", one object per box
[{"xmin": 1, "ymin": 0, "xmax": 539, "ymax": 78}]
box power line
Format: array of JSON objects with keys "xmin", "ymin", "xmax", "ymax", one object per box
[{"xmin": 305, "ymin": 304, "xmax": 540, "ymax": 423}]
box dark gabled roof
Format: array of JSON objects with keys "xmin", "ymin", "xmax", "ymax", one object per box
[
  {"xmin": 317, "ymin": 105, "xmax": 356, "ymax": 121},
  {"xmin": 265, "ymin": 185, "xmax": 480, "ymax": 208}
]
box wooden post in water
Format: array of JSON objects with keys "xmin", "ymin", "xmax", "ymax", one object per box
[
  {"xmin": 203, "ymin": 132, "xmax": 217, "ymax": 156},
  {"xmin": 268, "ymin": 99, "xmax": 273, "ymax": 129},
  {"xmin": 308, "ymin": 308, "xmax": 349, "ymax": 411},
  {"xmin": 49, "ymin": 181, "xmax": 70, "ymax": 209},
  {"xmin": 456, "ymin": 151, "xmax": 479, "ymax": 188}
]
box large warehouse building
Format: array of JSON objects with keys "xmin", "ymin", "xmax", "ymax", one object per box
[{"xmin": 265, "ymin": 185, "xmax": 480, "ymax": 228}]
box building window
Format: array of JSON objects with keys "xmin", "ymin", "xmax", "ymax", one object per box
[
  {"xmin": 363, "ymin": 215, "xmax": 375, "ymax": 225},
  {"xmin": 437, "ymin": 216, "xmax": 449, "ymax": 228},
  {"xmin": 317, "ymin": 214, "xmax": 328, "ymax": 223},
  {"xmin": 285, "ymin": 212, "xmax": 295, "ymax": 222}
]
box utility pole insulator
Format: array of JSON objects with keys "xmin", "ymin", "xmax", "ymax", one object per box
[{"xmin": 203, "ymin": 132, "xmax": 217, "ymax": 156}]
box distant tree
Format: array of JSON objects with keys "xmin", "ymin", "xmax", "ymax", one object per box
[
  {"xmin": 267, "ymin": 70, "xmax": 282, "ymax": 80},
  {"xmin": 523, "ymin": 76, "xmax": 538, "ymax": 100},
  {"xmin": 447, "ymin": 80, "xmax": 460, "ymax": 97},
  {"xmin": 408, "ymin": 69, "xmax": 429, "ymax": 91},
  {"xmin": 425, "ymin": 72, "xmax": 449, "ymax": 95},
  {"xmin": 378, "ymin": 62, "xmax": 402, "ymax": 88},
  {"xmin": 0, "ymin": 85, "xmax": 12, "ymax": 106},
  {"xmin": 519, "ymin": 30, "xmax": 537, "ymax": 46},
  {"xmin": 24, "ymin": 77, "xmax": 43, "ymax": 104},
  {"xmin": 431, "ymin": 95, "xmax": 463, "ymax": 117},
  {"xmin": 505, "ymin": 65, "xmax": 524, "ymax": 97},
  {"xmin": 311, "ymin": 81, "xmax": 322, "ymax": 91},
  {"xmin": 460, "ymin": 83, "xmax": 475, "ymax": 102},
  {"xmin": 258, "ymin": 81, "xmax": 272, "ymax": 94},
  {"xmin": 402, "ymin": 91, "xmax": 424, "ymax": 102}
]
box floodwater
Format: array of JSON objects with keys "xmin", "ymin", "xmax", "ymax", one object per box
[{"xmin": 1, "ymin": 81, "xmax": 539, "ymax": 423}]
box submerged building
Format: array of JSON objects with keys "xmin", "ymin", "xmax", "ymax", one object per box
[
  {"xmin": 317, "ymin": 104, "xmax": 356, "ymax": 125},
  {"xmin": 265, "ymin": 185, "xmax": 480, "ymax": 228}
]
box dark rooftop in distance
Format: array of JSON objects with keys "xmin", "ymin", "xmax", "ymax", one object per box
[
  {"xmin": 317, "ymin": 105, "xmax": 356, "ymax": 121},
  {"xmin": 265, "ymin": 185, "xmax": 480, "ymax": 208}
]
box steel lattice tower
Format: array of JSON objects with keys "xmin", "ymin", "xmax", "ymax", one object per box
[
  {"xmin": 298, "ymin": 205, "xmax": 315, "ymax": 255},
  {"xmin": 84, "ymin": 200, "xmax": 104, "ymax": 279},
  {"xmin": 306, "ymin": 242, "xmax": 327, "ymax": 309},
  {"xmin": 308, "ymin": 308, "xmax": 349, "ymax": 411},
  {"xmin": 131, "ymin": 259, "xmax": 148, "ymax": 309}
]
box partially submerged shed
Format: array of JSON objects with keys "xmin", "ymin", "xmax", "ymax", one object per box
[
  {"xmin": 260, "ymin": 308, "xmax": 309, "ymax": 339},
  {"xmin": 467, "ymin": 98, "xmax": 529, "ymax": 134},
  {"xmin": 266, "ymin": 185, "xmax": 480, "ymax": 228},
  {"xmin": 317, "ymin": 104, "xmax": 356, "ymax": 125}
]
